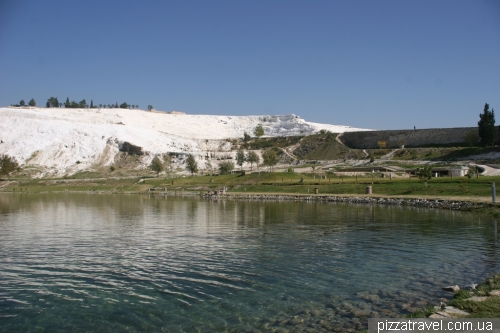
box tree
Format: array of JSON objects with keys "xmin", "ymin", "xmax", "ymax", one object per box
[
  {"xmin": 464, "ymin": 129, "xmax": 479, "ymax": 147},
  {"xmin": 236, "ymin": 149, "xmax": 245, "ymax": 170},
  {"xmin": 219, "ymin": 161, "xmax": 234, "ymax": 175},
  {"xmin": 0, "ymin": 155, "xmax": 19, "ymax": 178},
  {"xmin": 185, "ymin": 154, "xmax": 198, "ymax": 175},
  {"xmin": 262, "ymin": 149, "xmax": 278, "ymax": 172},
  {"xmin": 46, "ymin": 97, "xmax": 59, "ymax": 108},
  {"xmin": 243, "ymin": 132, "xmax": 251, "ymax": 142},
  {"xmin": 115, "ymin": 102, "xmax": 119, "ymax": 108},
  {"xmin": 28, "ymin": 98, "xmax": 36, "ymax": 106},
  {"xmin": 150, "ymin": 156, "xmax": 164, "ymax": 176},
  {"xmin": 79, "ymin": 99, "xmax": 87, "ymax": 108},
  {"xmin": 163, "ymin": 154, "xmax": 172, "ymax": 175},
  {"xmin": 65, "ymin": 97, "xmax": 70, "ymax": 108},
  {"xmin": 19, "ymin": 100, "xmax": 25, "ymax": 106},
  {"xmin": 478, "ymin": 103, "xmax": 496, "ymax": 146},
  {"xmin": 254, "ymin": 124, "xmax": 264, "ymax": 138},
  {"xmin": 205, "ymin": 159, "xmax": 214, "ymax": 175},
  {"xmin": 416, "ymin": 165, "xmax": 432, "ymax": 181},
  {"xmin": 148, "ymin": 105, "xmax": 153, "ymax": 111},
  {"xmin": 90, "ymin": 100, "xmax": 94, "ymax": 108},
  {"xmin": 120, "ymin": 102, "xmax": 129, "ymax": 109},
  {"xmin": 246, "ymin": 151, "xmax": 260, "ymax": 170}
]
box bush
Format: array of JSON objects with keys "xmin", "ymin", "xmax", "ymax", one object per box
[
  {"xmin": 253, "ymin": 124, "xmax": 264, "ymax": 137},
  {"xmin": 150, "ymin": 156, "xmax": 164, "ymax": 176},
  {"xmin": 416, "ymin": 165, "xmax": 432, "ymax": 180},
  {"xmin": 109, "ymin": 166, "xmax": 115, "ymax": 172},
  {"xmin": 219, "ymin": 161, "xmax": 234, "ymax": 175},
  {"xmin": 453, "ymin": 290, "xmax": 471, "ymax": 301},
  {"xmin": 0, "ymin": 155, "xmax": 19, "ymax": 177}
]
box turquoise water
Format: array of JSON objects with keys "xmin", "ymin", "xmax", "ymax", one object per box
[{"xmin": 0, "ymin": 193, "xmax": 498, "ymax": 332}]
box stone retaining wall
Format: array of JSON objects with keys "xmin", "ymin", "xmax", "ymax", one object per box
[
  {"xmin": 202, "ymin": 193, "xmax": 483, "ymax": 210},
  {"xmin": 340, "ymin": 127, "xmax": 480, "ymax": 149}
]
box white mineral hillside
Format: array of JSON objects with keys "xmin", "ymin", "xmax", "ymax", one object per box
[{"xmin": 0, "ymin": 107, "xmax": 370, "ymax": 176}]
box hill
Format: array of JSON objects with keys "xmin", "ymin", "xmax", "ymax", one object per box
[{"xmin": 0, "ymin": 107, "xmax": 369, "ymax": 177}]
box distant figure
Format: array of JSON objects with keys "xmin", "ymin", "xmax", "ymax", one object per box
[{"xmin": 414, "ymin": 126, "xmax": 416, "ymax": 131}]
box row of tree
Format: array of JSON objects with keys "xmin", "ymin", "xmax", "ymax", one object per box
[
  {"xmin": 12, "ymin": 99, "xmax": 36, "ymax": 107},
  {"xmin": 12, "ymin": 97, "xmax": 143, "ymax": 110},
  {"xmin": 149, "ymin": 149, "xmax": 280, "ymax": 177},
  {"xmin": 46, "ymin": 97, "xmax": 141, "ymax": 109}
]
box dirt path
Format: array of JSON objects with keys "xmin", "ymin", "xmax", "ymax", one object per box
[
  {"xmin": 0, "ymin": 180, "xmax": 16, "ymax": 188},
  {"xmin": 335, "ymin": 133, "xmax": 344, "ymax": 145},
  {"xmin": 379, "ymin": 149, "xmax": 400, "ymax": 161}
]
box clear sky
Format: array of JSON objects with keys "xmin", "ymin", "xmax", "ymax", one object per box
[{"xmin": 1, "ymin": 0, "xmax": 499, "ymax": 130}]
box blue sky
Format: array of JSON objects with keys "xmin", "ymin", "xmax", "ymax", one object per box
[{"xmin": 0, "ymin": 0, "xmax": 499, "ymax": 130}]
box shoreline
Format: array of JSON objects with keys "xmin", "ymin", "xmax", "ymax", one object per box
[
  {"xmin": 202, "ymin": 192, "xmax": 486, "ymax": 210},
  {"xmin": 3, "ymin": 189, "xmax": 496, "ymax": 213}
]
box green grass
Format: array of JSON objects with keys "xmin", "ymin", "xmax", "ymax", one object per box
[
  {"xmin": 240, "ymin": 136, "xmax": 304, "ymax": 150},
  {"xmin": 447, "ymin": 274, "xmax": 500, "ymax": 318},
  {"xmin": 391, "ymin": 147, "xmax": 500, "ymax": 161},
  {"xmin": 404, "ymin": 306, "xmax": 437, "ymax": 318},
  {"xmin": 6, "ymin": 172, "xmax": 500, "ymax": 202},
  {"xmin": 404, "ymin": 274, "xmax": 500, "ymax": 318},
  {"xmin": 293, "ymin": 132, "xmax": 364, "ymax": 160}
]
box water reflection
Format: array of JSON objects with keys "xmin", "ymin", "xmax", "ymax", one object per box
[{"xmin": 0, "ymin": 193, "xmax": 499, "ymax": 332}]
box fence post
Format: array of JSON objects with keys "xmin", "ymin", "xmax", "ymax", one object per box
[{"xmin": 492, "ymin": 182, "xmax": 497, "ymax": 203}]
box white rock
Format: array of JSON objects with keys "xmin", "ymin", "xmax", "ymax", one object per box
[
  {"xmin": 0, "ymin": 107, "xmax": 371, "ymax": 176},
  {"xmin": 489, "ymin": 290, "xmax": 500, "ymax": 296},
  {"xmin": 443, "ymin": 306, "xmax": 470, "ymax": 317},
  {"xmin": 442, "ymin": 285, "xmax": 460, "ymax": 292}
]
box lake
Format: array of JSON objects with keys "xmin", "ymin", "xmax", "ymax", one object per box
[{"xmin": 0, "ymin": 193, "xmax": 498, "ymax": 332}]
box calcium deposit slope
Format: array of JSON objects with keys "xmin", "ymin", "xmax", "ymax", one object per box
[{"xmin": 0, "ymin": 107, "xmax": 369, "ymax": 175}]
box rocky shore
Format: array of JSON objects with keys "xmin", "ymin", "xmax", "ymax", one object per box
[{"xmin": 202, "ymin": 193, "xmax": 484, "ymax": 211}]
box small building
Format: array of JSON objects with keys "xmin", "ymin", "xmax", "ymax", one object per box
[
  {"xmin": 431, "ymin": 166, "xmax": 469, "ymax": 177},
  {"xmin": 335, "ymin": 165, "xmax": 469, "ymax": 177}
]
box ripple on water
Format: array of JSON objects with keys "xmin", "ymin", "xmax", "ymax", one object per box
[{"xmin": 0, "ymin": 193, "xmax": 498, "ymax": 332}]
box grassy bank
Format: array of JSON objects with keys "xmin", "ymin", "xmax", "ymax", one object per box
[
  {"xmin": 3, "ymin": 172, "xmax": 500, "ymax": 216},
  {"xmin": 3, "ymin": 172, "xmax": 500, "ymax": 198},
  {"xmin": 0, "ymin": 172, "xmax": 500, "ymax": 197},
  {"xmin": 407, "ymin": 274, "xmax": 500, "ymax": 318}
]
